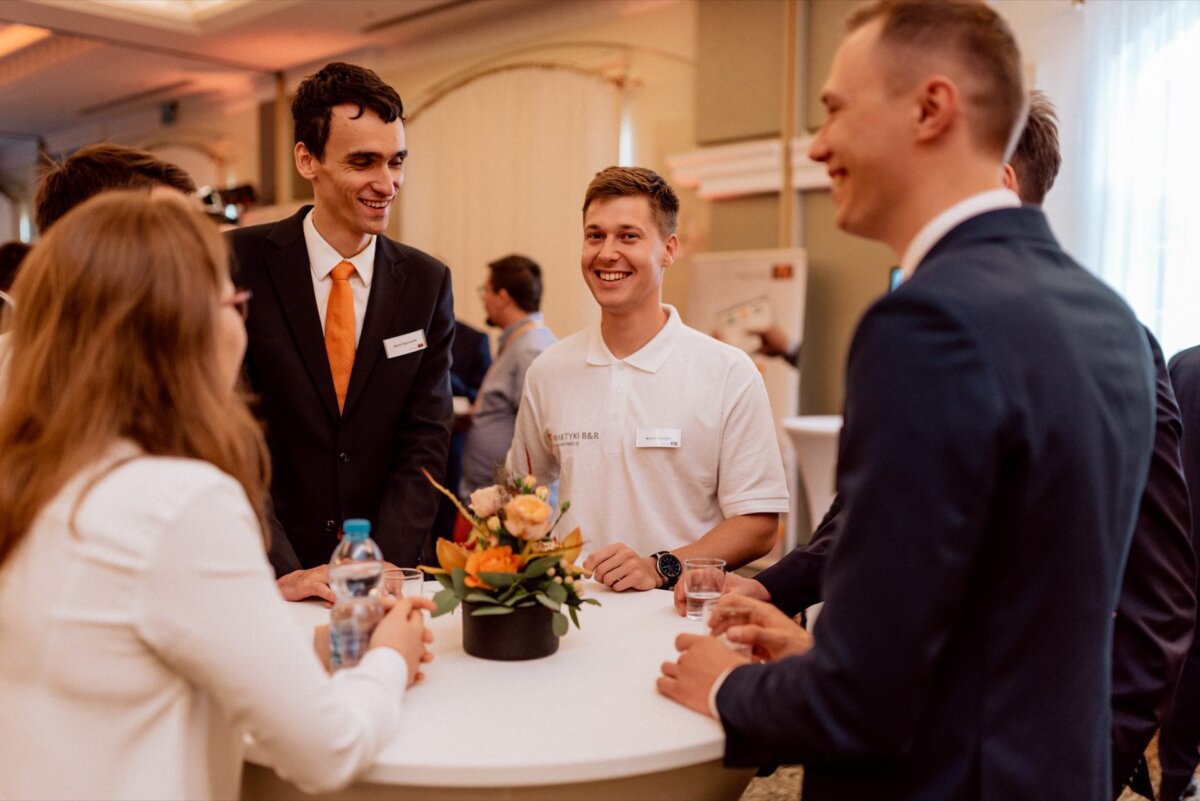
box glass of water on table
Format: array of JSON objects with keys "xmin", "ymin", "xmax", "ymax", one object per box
[{"xmin": 683, "ymin": 558, "xmax": 726, "ymax": 621}]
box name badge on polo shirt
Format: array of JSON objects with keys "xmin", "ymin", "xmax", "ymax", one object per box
[
  {"xmin": 636, "ymin": 428, "xmax": 681, "ymax": 448},
  {"xmin": 383, "ymin": 330, "xmax": 427, "ymax": 359}
]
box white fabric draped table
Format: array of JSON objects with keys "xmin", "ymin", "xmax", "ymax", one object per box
[
  {"xmin": 241, "ymin": 582, "xmax": 755, "ymax": 801},
  {"xmin": 781, "ymin": 415, "xmax": 843, "ymax": 549}
]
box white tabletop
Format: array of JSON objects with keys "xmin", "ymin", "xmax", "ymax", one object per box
[{"xmin": 246, "ymin": 582, "xmax": 725, "ymax": 788}]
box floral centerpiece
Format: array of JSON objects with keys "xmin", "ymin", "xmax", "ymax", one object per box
[{"xmin": 420, "ymin": 468, "xmax": 597, "ymax": 659}]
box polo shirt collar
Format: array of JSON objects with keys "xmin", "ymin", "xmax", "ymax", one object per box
[
  {"xmin": 586, "ymin": 304, "xmax": 681, "ymax": 374},
  {"xmin": 498, "ymin": 312, "xmax": 543, "ymax": 352},
  {"xmin": 303, "ymin": 209, "xmax": 376, "ymax": 287}
]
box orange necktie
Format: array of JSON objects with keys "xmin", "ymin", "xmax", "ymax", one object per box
[{"xmin": 325, "ymin": 260, "xmax": 356, "ymax": 413}]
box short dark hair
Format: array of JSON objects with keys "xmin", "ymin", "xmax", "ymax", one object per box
[
  {"xmin": 1009, "ymin": 90, "xmax": 1060, "ymax": 205},
  {"xmin": 583, "ymin": 166, "xmax": 679, "ymax": 238},
  {"xmin": 34, "ymin": 144, "xmax": 196, "ymax": 233},
  {"xmin": 487, "ymin": 254, "xmax": 543, "ymax": 313},
  {"xmin": 292, "ymin": 62, "xmax": 405, "ymax": 160},
  {"xmin": 0, "ymin": 241, "xmax": 31, "ymax": 293},
  {"xmin": 847, "ymin": 0, "xmax": 1024, "ymax": 158}
]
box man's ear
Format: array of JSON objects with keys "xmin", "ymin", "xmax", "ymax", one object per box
[
  {"xmin": 914, "ymin": 76, "xmax": 959, "ymax": 143},
  {"xmin": 662, "ymin": 233, "xmax": 679, "ymax": 268},
  {"xmin": 294, "ymin": 142, "xmax": 319, "ymax": 181},
  {"xmin": 1001, "ymin": 162, "xmax": 1020, "ymax": 195}
]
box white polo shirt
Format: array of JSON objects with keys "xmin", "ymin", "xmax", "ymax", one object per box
[{"xmin": 508, "ymin": 305, "xmax": 789, "ymax": 557}]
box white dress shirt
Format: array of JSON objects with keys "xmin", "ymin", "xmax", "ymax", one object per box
[
  {"xmin": 0, "ymin": 443, "xmax": 407, "ymax": 800},
  {"xmin": 898, "ymin": 188, "xmax": 1021, "ymax": 280},
  {"xmin": 304, "ymin": 210, "xmax": 375, "ymax": 348}
]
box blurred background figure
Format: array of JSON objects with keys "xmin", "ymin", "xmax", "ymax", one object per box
[
  {"xmin": 0, "ymin": 192, "xmax": 430, "ymax": 801},
  {"xmin": 460, "ymin": 254, "xmax": 555, "ymax": 498},
  {"xmin": 433, "ymin": 318, "xmax": 490, "ymax": 541},
  {"xmin": 0, "ymin": 241, "xmax": 30, "ymax": 333}
]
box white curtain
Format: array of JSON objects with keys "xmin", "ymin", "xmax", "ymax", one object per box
[
  {"xmin": 398, "ymin": 67, "xmax": 622, "ymax": 343},
  {"xmin": 1079, "ymin": 0, "xmax": 1200, "ymax": 358}
]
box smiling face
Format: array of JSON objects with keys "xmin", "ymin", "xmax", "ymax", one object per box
[
  {"xmin": 295, "ymin": 103, "xmax": 406, "ymax": 256},
  {"xmin": 581, "ymin": 195, "xmax": 677, "ymax": 321},
  {"xmin": 807, "ymin": 20, "xmax": 915, "ymax": 246}
]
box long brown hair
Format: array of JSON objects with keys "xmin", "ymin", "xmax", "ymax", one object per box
[{"xmin": 0, "ymin": 191, "xmax": 270, "ymax": 567}]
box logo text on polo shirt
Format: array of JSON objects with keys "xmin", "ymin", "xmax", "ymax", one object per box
[{"xmin": 547, "ymin": 430, "xmax": 601, "ymax": 448}]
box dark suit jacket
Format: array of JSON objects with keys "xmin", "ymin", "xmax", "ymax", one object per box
[
  {"xmin": 451, "ymin": 321, "xmax": 491, "ymax": 403},
  {"xmin": 760, "ymin": 330, "xmax": 1195, "ymax": 797},
  {"xmin": 717, "ymin": 208, "xmax": 1156, "ymax": 800},
  {"xmin": 1155, "ymin": 344, "xmax": 1200, "ymax": 801},
  {"xmin": 229, "ymin": 207, "xmax": 454, "ymax": 572}
]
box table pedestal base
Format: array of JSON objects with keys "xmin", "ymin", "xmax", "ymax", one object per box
[{"xmin": 242, "ymin": 760, "xmax": 756, "ymax": 801}]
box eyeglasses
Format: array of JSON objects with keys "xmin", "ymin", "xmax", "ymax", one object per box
[
  {"xmin": 476, "ymin": 285, "xmax": 490, "ymax": 298},
  {"xmin": 222, "ymin": 289, "xmax": 252, "ymax": 320}
]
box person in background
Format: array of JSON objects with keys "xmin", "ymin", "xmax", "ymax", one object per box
[
  {"xmin": 0, "ymin": 192, "xmax": 433, "ymax": 801},
  {"xmin": 659, "ymin": 3, "xmax": 1155, "ymax": 797},
  {"xmin": 695, "ymin": 88, "xmax": 1194, "ymax": 800},
  {"xmin": 34, "ymin": 143, "xmax": 196, "ymax": 233},
  {"xmin": 0, "ymin": 241, "xmax": 30, "ymax": 333},
  {"xmin": 460, "ymin": 254, "xmax": 556, "ymax": 497},
  {"xmin": 433, "ymin": 318, "xmax": 491, "ymax": 541},
  {"xmin": 509, "ymin": 166, "xmax": 787, "ymax": 592},
  {"xmin": 229, "ymin": 62, "xmax": 454, "ymax": 600}
]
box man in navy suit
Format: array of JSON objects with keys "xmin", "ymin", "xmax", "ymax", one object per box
[
  {"xmin": 695, "ymin": 90, "xmax": 1195, "ymax": 799},
  {"xmin": 1157, "ymin": 345, "xmax": 1200, "ymax": 801},
  {"xmin": 230, "ymin": 63, "xmax": 453, "ymax": 601},
  {"xmin": 658, "ymin": 3, "xmax": 1156, "ymax": 797}
]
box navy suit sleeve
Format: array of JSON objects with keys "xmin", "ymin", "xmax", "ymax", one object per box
[
  {"xmin": 718, "ymin": 293, "xmax": 1003, "ymax": 766},
  {"xmin": 374, "ymin": 268, "xmax": 455, "ymax": 564},
  {"xmin": 756, "ymin": 495, "xmax": 843, "ymax": 617},
  {"xmin": 1110, "ymin": 331, "xmax": 1195, "ymax": 795}
]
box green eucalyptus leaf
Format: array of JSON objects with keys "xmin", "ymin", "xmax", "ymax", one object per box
[
  {"xmin": 545, "ymin": 582, "xmax": 568, "ymax": 604},
  {"xmin": 464, "ymin": 592, "xmax": 500, "ymax": 605},
  {"xmin": 450, "ymin": 568, "xmax": 468, "ymax": 597},
  {"xmin": 552, "ymin": 611, "xmax": 569, "ymax": 636},
  {"xmin": 522, "ymin": 556, "xmax": 558, "ymax": 579},
  {"xmin": 432, "ymin": 588, "xmax": 460, "ymax": 617},
  {"xmin": 470, "ymin": 604, "xmax": 516, "ymax": 616},
  {"xmin": 477, "ymin": 571, "xmax": 520, "ymax": 588},
  {"xmin": 434, "ymin": 573, "xmax": 454, "ymax": 590},
  {"xmin": 568, "ymin": 604, "xmax": 580, "ymax": 628},
  {"xmin": 535, "ymin": 592, "xmax": 561, "ymax": 612}
]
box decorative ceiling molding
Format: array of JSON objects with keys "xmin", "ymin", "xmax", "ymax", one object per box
[{"xmin": 666, "ymin": 135, "xmax": 830, "ymax": 200}]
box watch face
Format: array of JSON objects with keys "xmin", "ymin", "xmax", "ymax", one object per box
[{"xmin": 658, "ymin": 553, "xmax": 682, "ymax": 579}]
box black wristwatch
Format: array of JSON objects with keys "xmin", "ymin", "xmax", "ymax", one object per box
[{"xmin": 651, "ymin": 551, "xmax": 682, "ymax": 590}]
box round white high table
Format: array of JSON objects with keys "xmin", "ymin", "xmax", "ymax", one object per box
[
  {"xmin": 781, "ymin": 415, "xmax": 843, "ymax": 548},
  {"xmin": 241, "ymin": 582, "xmax": 755, "ymax": 801}
]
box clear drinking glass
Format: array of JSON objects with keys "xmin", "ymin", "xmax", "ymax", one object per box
[
  {"xmin": 382, "ymin": 568, "xmax": 425, "ymax": 599},
  {"xmin": 683, "ymin": 558, "xmax": 727, "ymax": 621}
]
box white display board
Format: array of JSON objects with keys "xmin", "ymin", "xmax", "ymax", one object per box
[{"xmin": 687, "ymin": 249, "xmax": 807, "ymax": 564}]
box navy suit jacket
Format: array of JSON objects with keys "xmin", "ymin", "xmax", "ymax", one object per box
[
  {"xmin": 760, "ymin": 329, "xmax": 1195, "ymax": 797},
  {"xmin": 229, "ymin": 207, "xmax": 454, "ymax": 572},
  {"xmin": 717, "ymin": 208, "xmax": 1155, "ymax": 799},
  {"xmin": 1154, "ymin": 344, "xmax": 1200, "ymax": 801}
]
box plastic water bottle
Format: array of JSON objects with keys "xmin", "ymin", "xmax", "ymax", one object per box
[{"xmin": 328, "ymin": 518, "xmax": 385, "ymax": 670}]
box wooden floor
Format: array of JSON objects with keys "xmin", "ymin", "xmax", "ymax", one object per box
[{"xmin": 737, "ymin": 737, "xmax": 1199, "ymax": 801}]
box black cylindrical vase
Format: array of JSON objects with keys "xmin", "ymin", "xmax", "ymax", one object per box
[{"xmin": 461, "ymin": 601, "xmax": 560, "ymax": 661}]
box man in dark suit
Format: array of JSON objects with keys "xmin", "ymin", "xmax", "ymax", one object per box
[
  {"xmin": 658, "ymin": 3, "xmax": 1156, "ymax": 798},
  {"xmin": 1157, "ymin": 345, "xmax": 1200, "ymax": 801},
  {"xmin": 698, "ymin": 90, "xmax": 1195, "ymax": 800},
  {"xmin": 230, "ymin": 62, "xmax": 453, "ymax": 601},
  {"xmin": 433, "ymin": 320, "xmax": 491, "ymax": 541}
]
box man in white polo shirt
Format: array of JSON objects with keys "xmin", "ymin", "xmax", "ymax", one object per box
[{"xmin": 507, "ymin": 166, "xmax": 788, "ymax": 592}]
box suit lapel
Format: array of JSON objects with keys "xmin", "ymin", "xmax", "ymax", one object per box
[
  {"xmin": 343, "ymin": 236, "xmax": 408, "ymax": 416},
  {"xmin": 266, "ymin": 209, "xmax": 340, "ymax": 420}
]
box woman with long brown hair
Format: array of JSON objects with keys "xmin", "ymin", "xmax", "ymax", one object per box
[{"xmin": 0, "ymin": 192, "xmax": 432, "ymax": 800}]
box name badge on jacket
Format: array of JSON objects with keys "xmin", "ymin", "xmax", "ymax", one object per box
[
  {"xmin": 636, "ymin": 428, "xmax": 682, "ymax": 448},
  {"xmin": 384, "ymin": 330, "xmax": 427, "ymax": 359}
]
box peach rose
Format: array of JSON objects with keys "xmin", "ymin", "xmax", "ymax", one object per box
[
  {"xmin": 504, "ymin": 494, "xmax": 553, "ymax": 540},
  {"xmin": 464, "ymin": 546, "xmax": 522, "ymax": 590},
  {"xmin": 469, "ymin": 485, "xmax": 503, "ymax": 517}
]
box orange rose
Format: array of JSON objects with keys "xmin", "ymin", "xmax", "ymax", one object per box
[
  {"xmin": 465, "ymin": 545, "xmax": 522, "ymax": 589},
  {"xmin": 504, "ymin": 494, "xmax": 553, "ymax": 540}
]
